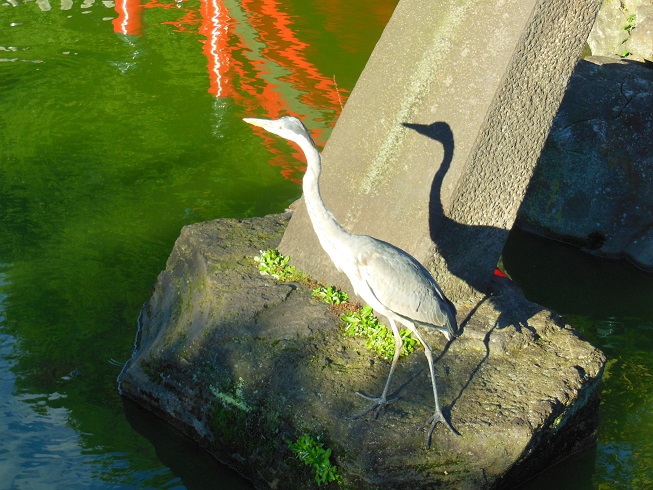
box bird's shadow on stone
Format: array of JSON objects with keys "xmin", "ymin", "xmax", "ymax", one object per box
[
  {"xmin": 403, "ymin": 121, "xmax": 509, "ymax": 295},
  {"xmin": 424, "ymin": 280, "xmax": 545, "ymax": 436},
  {"xmin": 404, "ymin": 120, "xmax": 544, "ymax": 328},
  {"xmin": 400, "ymin": 121, "xmax": 551, "ymax": 430}
]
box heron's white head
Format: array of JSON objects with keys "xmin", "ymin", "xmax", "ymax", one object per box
[{"xmin": 243, "ymin": 116, "xmax": 312, "ymax": 146}]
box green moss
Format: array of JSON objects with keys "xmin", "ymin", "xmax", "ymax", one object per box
[
  {"xmin": 211, "ymin": 400, "xmax": 248, "ymax": 446},
  {"xmin": 312, "ymin": 285, "xmax": 349, "ymax": 305},
  {"xmin": 210, "ymin": 377, "xmax": 251, "ymax": 413},
  {"xmin": 545, "ymin": 178, "xmax": 560, "ymax": 213},
  {"xmin": 254, "ymin": 249, "xmax": 300, "ymax": 281},
  {"xmin": 623, "ymin": 13, "xmax": 636, "ymax": 33}
]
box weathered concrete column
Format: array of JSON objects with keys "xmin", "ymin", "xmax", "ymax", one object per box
[{"xmin": 279, "ymin": 0, "xmax": 601, "ymax": 303}]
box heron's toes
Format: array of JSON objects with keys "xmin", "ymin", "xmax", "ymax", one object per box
[
  {"xmin": 420, "ymin": 409, "xmax": 459, "ymax": 448},
  {"xmin": 350, "ymin": 391, "xmax": 397, "ymax": 420}
]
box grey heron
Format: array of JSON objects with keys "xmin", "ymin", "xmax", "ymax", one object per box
[{"xmin": 244, "ymin": 115, "xmax": 458, "ymax": 445}]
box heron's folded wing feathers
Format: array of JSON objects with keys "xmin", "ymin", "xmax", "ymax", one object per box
[{"xmin": 357, "ymin": 244, "xmax": 452, "ymax": 329}]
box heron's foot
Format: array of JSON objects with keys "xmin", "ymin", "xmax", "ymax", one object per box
[
  {"xmin": 350, "ymin": 391, "xmax": 398, "ymax": 420},
  {"xmin": 420, "ymin": 408, "xmax": 460, "ymax": 448}
]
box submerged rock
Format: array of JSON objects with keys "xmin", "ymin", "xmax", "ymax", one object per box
[{"xmin": 119, "ymin": 214, "xmax": 606, "ymax": 489}]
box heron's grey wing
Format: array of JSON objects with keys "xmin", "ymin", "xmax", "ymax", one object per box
[{"xmin": 357, "ymin": 240, "xmax": 454, "ymax": 330}]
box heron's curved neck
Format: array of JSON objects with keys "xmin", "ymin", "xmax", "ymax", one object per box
[{"xmin": 297, "ymin": 137, "xmax": 349, "ymax": 249}]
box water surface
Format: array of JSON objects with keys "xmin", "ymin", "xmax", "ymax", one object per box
[
  {"xmin": 0, "ymin": 0, "xmax": 394, "ymax": 486},
  {"xmin": 502, "ymin": 228, "xmax": 653, "ymax": 489}
]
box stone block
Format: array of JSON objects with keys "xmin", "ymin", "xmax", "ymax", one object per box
[
  {"xmin": 119, "ymin": 216, "xmax": 606, "ymax": 488},
  {"xmin": 279, "ymin": 0, "xmax": 602, "ymax": 305}
]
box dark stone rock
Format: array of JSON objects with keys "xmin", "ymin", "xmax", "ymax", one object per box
[
  {"xmin": 587, "ymin": 0, "xmax": 631, "ymax": 58},
  {"xmin": 119, "ymin": 214, "xmax": 606, "ymax": 489},
  {"xmin": 517, "ymin": 56, "xmax": 653, "ymax": 271}
]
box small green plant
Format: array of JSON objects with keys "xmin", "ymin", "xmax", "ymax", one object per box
[
  {"xmin": 254, "ymin": 251, "xmax": 417, "ymax": 361},
  {"xmin": 342, "ymin": 305, "xmax": 418, "ymax": 360},
  {"xmin": 312, "ymin": 285, "xmax": 349, "ymax": 305},
  {"xmin": 286, "ymin": 434, "xmax": 342, "ymax": 486},
  {"xmin": 254, "ymin": 249, "xmax": 297, "ymax": 281},
  {"xmin": 623, "ymin": 13, "xmax": 636, "ymax": 33}
]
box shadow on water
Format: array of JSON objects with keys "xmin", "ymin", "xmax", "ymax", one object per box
[
  {"xmin": 122, "ymin": 398, "xmax": 254, "ymax": 489},
  {"xmin": 503, "ymin": 227, "xmax": 653, "ymax": 321},
  {"xmin": 502, "ymin": 227, "xmax": 653, "ymax": 488}
]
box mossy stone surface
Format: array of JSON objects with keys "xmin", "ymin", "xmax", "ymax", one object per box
[{"xmin": 119, "ymin": 214, "xmax": 605, "ymax": 489}]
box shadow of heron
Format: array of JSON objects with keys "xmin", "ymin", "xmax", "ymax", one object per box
[
  {"xmin": 403, "ymin": 121, "xmax": 511, "ymax": 295},
  {"xmin": 393, "ymin": 122, "xmax": 553, "ymax": 430}
]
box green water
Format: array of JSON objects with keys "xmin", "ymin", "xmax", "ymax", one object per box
[
  {"xmin": 0, "ymin": 0, "xmax": 394, "ymax": 486},
  {"xmin": 502, "ymin": 229, "xmax": 653, "ymax": 489},
  {"xmin": 0, "ymin": 0, "xmax": 651, "ymax": 488}
]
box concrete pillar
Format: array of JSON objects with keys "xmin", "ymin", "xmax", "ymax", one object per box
[{"xmin": 279, "ymin": 0, "xmax": 601, "ymax": 303}]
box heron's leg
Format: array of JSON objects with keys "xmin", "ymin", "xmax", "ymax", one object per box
[
  {"xmin": 410, "ymin": 328, "xmax": 457, "ymax": 445},
  {"xmin": 354, "ymin": 318, "xmax": 403, "ymax": 419}
]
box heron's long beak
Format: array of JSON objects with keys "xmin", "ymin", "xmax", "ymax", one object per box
[
  {"xmin": 243, "ymin": 117, "xmax": 272, "ymax": 130},
  {"xmin": 433, "ymin": 325, "xmax": 453, "ymax": 341}
]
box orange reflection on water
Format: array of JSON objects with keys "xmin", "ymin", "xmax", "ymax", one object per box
[
  {"xmin": 113, "ymin": 0, "xmax": 143, "ymax": 36},
  {"xmin": 111, "ymin": 0, "xmax": 393, "ymax": 181},
  {"xmin": 199, "ymin": 0, "xmax": 232, "ymax": 97}
]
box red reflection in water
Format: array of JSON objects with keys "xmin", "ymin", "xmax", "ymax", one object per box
[
  {"xmin": 113, "ymin": 0, "xmax": 143, "ymax": 35},
  {"xmin": 111, "ymin": 0, "xmax": 392, "ymax": 181},
  {"xmin": 199, "ymin": 0, "xmax": 232, "ymax": 97}
]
